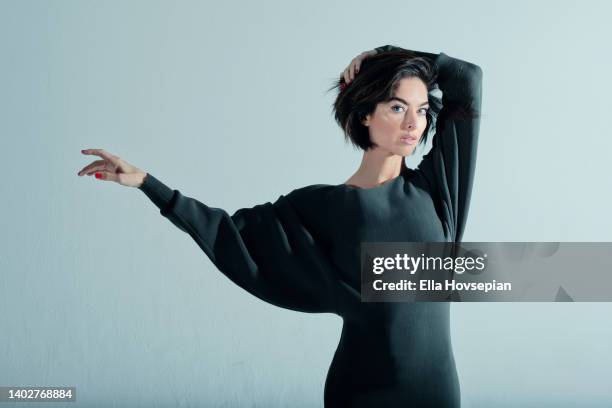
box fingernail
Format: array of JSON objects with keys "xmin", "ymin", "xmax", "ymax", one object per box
[{"xmin": 95, "ymin": 172, "xmax": 103, "ymax": 179}]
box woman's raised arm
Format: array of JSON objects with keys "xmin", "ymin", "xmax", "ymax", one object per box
[
  {"xmin": 377, "ymin": 45, "xmax": 483, "ymax": 242},
  {"xmin": 374, "ymin": 45, "xmax": 482, "ymax": 118}
]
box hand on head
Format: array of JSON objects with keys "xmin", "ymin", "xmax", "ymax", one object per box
[{"xmin": 341, "ymin": 49, "xmax": 377, "ymax": 85}]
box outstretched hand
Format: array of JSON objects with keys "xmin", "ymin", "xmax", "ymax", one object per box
[
  {"xmin": 77, "ymin": 148, "xmax": 147, "ymax": 188},
  {"xmin": 341, "ymin": 49, "xmax": 377, "ymax": 84}
]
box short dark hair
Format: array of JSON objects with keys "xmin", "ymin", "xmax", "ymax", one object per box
[{"xmin": 330, "ymin": 49, "xmax": 442, "ymax": 151}]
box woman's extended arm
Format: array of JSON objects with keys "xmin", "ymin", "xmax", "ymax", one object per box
[
  {"xmin": 369, "ymin": 46, "xmax": 483, "ymax": 242},
  {"xmin": 77, "ymin": 149, "xmax": 338, "ymax": 314},
  {"xmin": 138, "ymin": 173, "xmax": 339, "ymax": 314}
]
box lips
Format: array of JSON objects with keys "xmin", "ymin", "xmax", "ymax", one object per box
[{"xmin": 400, "ymin": 136, "xmax": 418, "ymax": 144}]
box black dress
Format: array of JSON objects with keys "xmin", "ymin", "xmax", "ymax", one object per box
[{"xmin": 139, "ymin": 46, "xmax": 482, "ymax": 407}]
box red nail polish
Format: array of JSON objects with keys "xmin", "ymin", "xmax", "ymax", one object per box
[{"xmin": 95, "ymin": 172, "xmax": 103, "ymax": 179}]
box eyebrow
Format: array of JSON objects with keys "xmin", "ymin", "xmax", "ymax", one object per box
[{"xmin": 388, "ymin": 97, "xmax": 429, "ymax": 106}]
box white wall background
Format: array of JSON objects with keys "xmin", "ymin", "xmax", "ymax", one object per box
[{"xmin": 1, "ymin": 0, "xmax": 611, "ymax": 406}]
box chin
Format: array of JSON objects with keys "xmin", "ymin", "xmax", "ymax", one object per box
[
  {"xmin": 378, "ymin": 144, "xmax": 417, "ymax": 157},
  {"xmin": 397, "ymin": 146, "xmax": 417, "ymax": 157}
]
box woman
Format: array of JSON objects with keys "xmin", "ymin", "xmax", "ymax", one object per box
[{"xmin": 77, "ymin": 45, "xmax": 483, "ymax": 407}]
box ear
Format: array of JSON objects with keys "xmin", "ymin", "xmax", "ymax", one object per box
[{"xmin": 361, "ymin": 113, "xmax": 371, "ymax": 127}]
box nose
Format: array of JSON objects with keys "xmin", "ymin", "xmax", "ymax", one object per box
[{"xmin": 400, "ymin": 111, "xmax": 418, "ymax": 130}]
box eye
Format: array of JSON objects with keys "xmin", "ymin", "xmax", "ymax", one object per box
[{"xmin": 391, "ymin": 105, "xmax": 430, "ymax": 115}]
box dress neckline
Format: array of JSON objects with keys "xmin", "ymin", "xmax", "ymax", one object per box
[
  {"xmin": 339, "ymin": 169, "xmax": 411, "ymax": 192},
  {"xmin": 338, "ymin": 165, "xmax": 412, "ymax": 191},
  {"xmin": 342, "ymin": 176, "xmax": 398, "ymax": 190}
]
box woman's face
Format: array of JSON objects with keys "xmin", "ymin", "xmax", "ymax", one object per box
[{"xmin": 362, "ymin": 77, "xmax": 430, "ymax": 156}]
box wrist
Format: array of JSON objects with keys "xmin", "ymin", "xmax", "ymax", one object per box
[{"xmin": 136, "ymin": 172, "xmax": 148, "ymax": 189}]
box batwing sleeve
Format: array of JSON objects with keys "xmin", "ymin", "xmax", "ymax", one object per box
[
  {"xmin": 138, "ymin": 173, "xmax": 339, "ymax": 314},
  {"xmin": 376, "ymin": 45, "xmax": 483, "ymax": 242}
]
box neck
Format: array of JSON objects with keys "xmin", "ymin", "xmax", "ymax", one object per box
[{"xmin": 346, "ymin": 149, "xmax": 405, "ymax": 188}]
